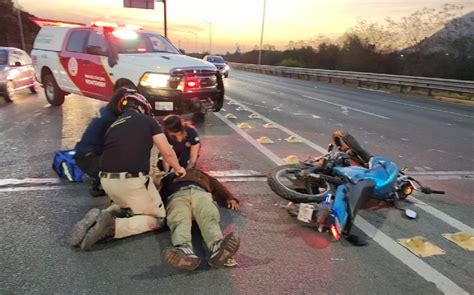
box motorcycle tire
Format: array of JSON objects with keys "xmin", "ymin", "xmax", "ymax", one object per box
[
  {"xmin": 332, "ymin": 130, "xmax": 372, "ymax": 165},
  {"xmin": 267, "ymin": 164, "xmax": 334, "ymax": 203}
]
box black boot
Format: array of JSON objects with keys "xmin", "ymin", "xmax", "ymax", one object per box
[{"xmin": 89, "ymin": 177, "xmax": 106, "ymax": 197}]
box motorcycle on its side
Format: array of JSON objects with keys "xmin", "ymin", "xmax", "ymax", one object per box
[{"xmin": 267, "ymin": 130, "xmax": 444, "ymax": 242}]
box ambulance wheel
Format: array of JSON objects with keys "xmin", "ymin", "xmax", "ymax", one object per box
[
  {"xmin": 43, "ymin": 74, "xmax": 65, "ymax": 106},
  {"xmin": 191, "ymin": 112, "xmax": 206, "ymax": 124}
]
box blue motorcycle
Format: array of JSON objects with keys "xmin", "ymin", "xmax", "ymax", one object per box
[{"xmin": 267, "ymin": 130, "xmax": 444, "ymax": 242}]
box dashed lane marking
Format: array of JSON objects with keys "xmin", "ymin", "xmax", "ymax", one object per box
[
  {"xmin": 220, "ymin": 96, "xmax": 469, "ymax": 295},
  {"xmin": 382, "ymin": 99, "xmax": 474, "ymax": 119},
  {"xmin": 301, "ymin": 94, "xmax": 391, "ymax": 120}
]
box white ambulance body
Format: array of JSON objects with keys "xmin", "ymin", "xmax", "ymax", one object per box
[{"xmin": 32, "ymin": 25, "xmax": 223, "ymax": 115}]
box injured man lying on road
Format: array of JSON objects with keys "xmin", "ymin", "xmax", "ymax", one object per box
[{"xmin": 69, "ymin": 167, "xmax": 240, "ymax": 271}]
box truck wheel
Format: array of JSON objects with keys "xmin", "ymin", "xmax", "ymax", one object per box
[
  {"xmin": 43, "ymin": 74, "xmax": 65, "ymax": 106},
  {"xmin": 191, "ymin": 112, "xmax": 206, "ymax": 125},
  {"xmin": 4, "ymin": 81, "xmax": 15, "ymax": 102}
]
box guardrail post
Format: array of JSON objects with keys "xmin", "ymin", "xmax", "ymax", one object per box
[
  {"xmin": 399, "ymin": 85, "xmax": 403, "ymax": 93},
  {"xmin": 342, "ymin": 78, "xmax": 345, "ymax": 85},
  {"xmin": 427, "ymin": 88, "xmax": 432, "ymax": 96},
  {"xmin": 357, "ymin": 80, "xmax": 361, "ymax": 87},
  {"xmin": 328, "ymin": 77, "xmax": 332, "ymax": 83},
  {"xmin": 376, "ymin": 82, "xmax": 381, "ymax": 90}
]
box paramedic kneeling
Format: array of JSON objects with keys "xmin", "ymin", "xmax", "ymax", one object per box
[{"xmin": 78, "ymin": 92, "xmax": 186, "ymax": 250}]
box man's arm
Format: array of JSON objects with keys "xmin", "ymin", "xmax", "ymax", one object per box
[
  {"xmin": 206, "ymin": 173, "xmax": 239, "ymax": 209},
  {"xmin": 187, "ymin": 143, "xmax": 201, "ymax": 168},
  {"xmin": 153, "ymin": 133, "xmax": 186, "ymax": 177}
]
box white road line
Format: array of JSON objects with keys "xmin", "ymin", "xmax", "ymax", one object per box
[
  {"xmin": 0, "ymin": 186, "xmax": 85, "ymax": 194},
  {"xmin": 409, "ymin": 171, "xmax": 474, "ymax": 175},
  {"xmin": 301, "ymin": 94, "xmax": 391, "ymax": 120},
  {"xmin": 214, "ymin": 112, "xmax": 285, "ymax": 165},
  {"xmin": 0, "ymin": 178, "xmax": 61, "ymax": 186},
  {"xmin": 382, "ymin": 99, "xmax": 474, "ymax": 119},
  {"xmin": 409, "ymin": 197, "xmax": 474, "ymax": 236},
  {"xmin": 221, "ymin": 96, "xmax": 469, "ymax": 295},
  {"xmin": 208, "ymin": 170, "xmax": 263, "ymax": 177},
  {"xmin": 225, "ymin": 96, "xmax": 328, "ymax": 154},
  {"xmin": 356, "ymin": 217, "xmax": 468, "ymax": 295}
]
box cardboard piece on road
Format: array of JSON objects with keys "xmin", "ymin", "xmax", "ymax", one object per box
[
  {"xmin": 248, "ymin": 114, "xmax": 261, "ymax": 119},
  {"xmin": 283, "ymin": 155, "xmax": 300, "ymax": 164},
  {"xmin": 224, "ymin": 113, "xmax": 238, "ymax": 119},
  {"xmin": 285, "ymin": 135, "xmax": 302, "ymax": 143},
  {"xmin": 398, "ymin": 236, "xmax": 445, "ymax": 257},
  {"xmin": 257, "ymin": 136, "xmax": 274, "ymax": 144},
  {"xmin": 238, "ymin": 123, "xmax": 252, "ymax": 129},
  {"xmin": 443, "ymin": 232, "xmax": 474, "ymax": 251},
  {"xmin": 263, "ymin": 123, "xmax": 277, "ymax": 129}
]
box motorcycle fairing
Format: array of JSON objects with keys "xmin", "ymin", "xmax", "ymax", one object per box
[{"xmin": 332, "ymin": 156, "xmax": 398, "ymax": 199}]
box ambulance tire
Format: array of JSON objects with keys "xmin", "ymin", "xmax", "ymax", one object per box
[{"xmin": 43, "ymin": 74, "xmax": 65, "ymax": 106}]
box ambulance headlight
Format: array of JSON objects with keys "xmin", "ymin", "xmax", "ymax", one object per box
[{"xmin": 140, "ymin": 73, "xmax": 170, "ymax": 89}]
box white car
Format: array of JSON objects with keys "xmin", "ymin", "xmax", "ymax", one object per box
[{"xmin": 31, "ymin": 24, "xmax": 224, "ymax": 116}]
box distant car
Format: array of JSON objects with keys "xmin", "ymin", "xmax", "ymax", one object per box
[
  {"xmin": 0, "ymin": 47, "xmax": 37, "ymax": 102},
  {"xmin": 203, "ymin": 55, "xmax": 229, "ymax": 78}
]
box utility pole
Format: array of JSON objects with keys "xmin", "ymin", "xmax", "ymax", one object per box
[
  {"xmin": 14, "ymin": 0, "xmax": 26, "ymax": 51},
  {"xmin": 187, "ymin": 31, "xmax": 198, "ymax": 53},
  {"xmin": 258, "ymin": 0, "xmax": 267, "ymax": 65},
  {"xmin": 202, "ymin": 19, "xmax": 212, "ymax": 53},
  {"xmin": 163, "ymin": 0, "xmax": 167, "ymax": 38}
]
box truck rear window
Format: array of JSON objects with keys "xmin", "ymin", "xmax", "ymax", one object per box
[{"xmin": 0, "ymin": 50, "xmax": 7, "ymax": 65}]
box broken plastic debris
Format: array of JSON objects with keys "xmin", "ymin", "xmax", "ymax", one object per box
[
  {"xmin": 283, "ymin": 155, "xmax": 300, "ymax": 164},
  {"xmin": 257, "ymin": 136, "xmax": 274, "ymax": 144},
  {"xmin": 398, "ymin": 236, "xmax": 445, "ymax": 257},
  {"xmin": 227, "ymin": 100, "xmax": 238, "ymax": 105},
  {"xmin": 224, "ymin": 113, "xmax": 238, "ymax": 119},
  {"xmin": 443, "ymin": 232, "xmax": 474, "ymax": 251},
  {"xmin": 223, "ymin": 257, "xmax": 238, "ymax": 267},
  {"xmin": 236, "ymin": 106, "xmax": 247, "ymax": 111},
  {"xmin": 248, "ymin": 114, "xmax": 261, "ymax": 119},
  {"xmin": 237, "ymin": 123, "xmax": 252, "ymax": 129},
  {"xmin": 263, "ymin": 123, "xmax": 277, "ymax": 129},
  {"xmin": 285, "ymin": 135, "xmax": 302, "ymax": 143}
]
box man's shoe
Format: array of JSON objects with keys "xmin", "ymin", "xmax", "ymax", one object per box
[
  {"xmin": 69, "ymin": 208, "xmax": 101, "ymax": 247},
  {"xmin": 162, "ymin": 245, "xmax": 201, "ymax": 271},
  {"xmin": 80, "ymin": 211, "xmax": 115, "ymax": 251},
  {"xmin": 208, "ymin": 232, "xmax": 240, "ymax": 268}
]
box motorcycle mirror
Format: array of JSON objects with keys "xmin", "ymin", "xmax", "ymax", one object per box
[
  {"xmin": 327, "ymin": 143, "xmax": 334, "ymax": 152},
  {"xmin": 405, "ymin": 209, "xmax": 417, "ymax": 219}
]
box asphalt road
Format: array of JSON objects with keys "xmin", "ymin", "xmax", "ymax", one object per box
[{"xmin": 0, "ymin": 69, "xmax": 473, "ymax": 294}]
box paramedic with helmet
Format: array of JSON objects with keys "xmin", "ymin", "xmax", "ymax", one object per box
[{"xmin": 70, "ymin": 90, "xmax": 186, "ymax": 250}]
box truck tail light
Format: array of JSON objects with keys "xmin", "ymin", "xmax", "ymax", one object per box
[{"xmin": 184, "ymin": 77, "xmax": 200, "ymax": 93}]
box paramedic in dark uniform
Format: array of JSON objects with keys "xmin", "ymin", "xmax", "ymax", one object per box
[
  {"xmin": 160, "ymin": 115, "xmax": 201, "ymax": 170},
  {"xmin": 71, "ymin": 91, "xmax": 186, "ymax": 250},
  {"xmin": 74, "ymin": 87, "xmax": 126, "ymax": 197}
]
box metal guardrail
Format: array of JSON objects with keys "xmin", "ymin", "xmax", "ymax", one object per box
[{"xmin": 229, "ymin": 62, "xmax": 474, "ymax": 96}]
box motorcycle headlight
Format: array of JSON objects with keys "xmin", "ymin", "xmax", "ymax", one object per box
[{"xmin": 140, "ymin": 73, "xmax": 171, "ymax": 89}]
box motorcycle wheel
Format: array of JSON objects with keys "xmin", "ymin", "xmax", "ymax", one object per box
[
  {"xmin": 332, "ymin": 130, "xmax": 372, "ymax": 165},
  {"xmin": 267, "ymin": 164, "xmax": 333, "ymax": 203}
]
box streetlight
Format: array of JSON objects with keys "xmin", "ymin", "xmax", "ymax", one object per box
[
  {"xmin": 187, "ymin": 31, "xmax": 198, "ymax": 53},
  {"xmin": 258, "ymin": 0, "xmax": 267, "ymax": 65},
  {"xmin": 202, "ymin": 19, "xmax": 212, "ymax": 53}
]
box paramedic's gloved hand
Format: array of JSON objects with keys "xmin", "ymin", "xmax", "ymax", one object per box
[{"xmin": 174, "ymin": 166, "xmax": 186, "ymax": 178}]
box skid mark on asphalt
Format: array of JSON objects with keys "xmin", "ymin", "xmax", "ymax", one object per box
[{"xmin": 218, "ymin": 95, "xmax": 470, "ymax": 294}]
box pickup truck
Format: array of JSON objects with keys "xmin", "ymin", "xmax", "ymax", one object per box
[{"xmin": 31, "ymin": 25, "xmax": 224, "ymax": 119}]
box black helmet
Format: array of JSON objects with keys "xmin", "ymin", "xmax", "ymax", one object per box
[{"xmin": 117, "ymin": 89, "xmax": 153, "ymax": 115}]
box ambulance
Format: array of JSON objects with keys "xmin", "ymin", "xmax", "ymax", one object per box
[{"xmin": 31, "ymin": 22, "xmax": 224, "ymax": 118}]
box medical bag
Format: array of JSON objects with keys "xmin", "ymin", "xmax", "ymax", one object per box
[{"xmin": 52, "ymin": 150, "xmax": 84, "ymax": 182}]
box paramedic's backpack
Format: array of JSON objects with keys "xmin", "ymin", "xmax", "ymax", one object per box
[{"xmin": 52, "ymin": 150, "xmax": 84, "ymax": 182}]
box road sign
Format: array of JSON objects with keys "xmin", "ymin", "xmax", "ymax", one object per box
[{"xmin": 123, "ymin": 0, "xmax": 155, "ymax": 9}]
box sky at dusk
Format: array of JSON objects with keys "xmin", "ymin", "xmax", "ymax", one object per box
[{"xmin": 15, "ymin": 0, "xmax": 474, "ymax": 53}]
